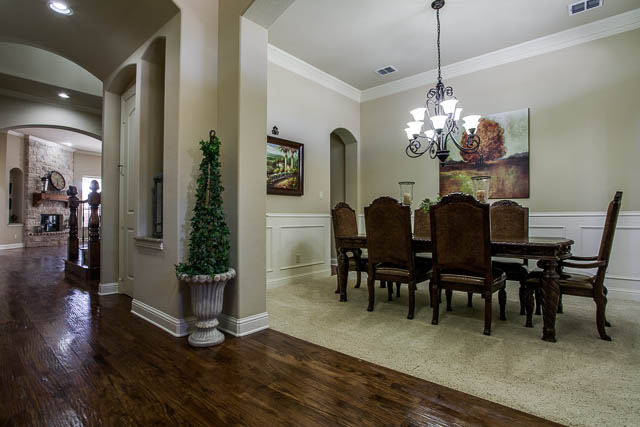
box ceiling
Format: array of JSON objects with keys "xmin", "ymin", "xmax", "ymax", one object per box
[
  {"xmin": 269, "ymin": 0, "xmax": 640, "ymax": 90},
  {"xmin": 15, "ymin": 127, "xmax": 102, "ymax": 153},
  {"xmin": 0, "ymin": 0, "xmax": 179, "ymax": 80}
]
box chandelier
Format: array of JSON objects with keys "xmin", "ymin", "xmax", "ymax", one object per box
[{"xmin": 404, "ymin": 0, "xmax": 481, "ymax": 163}]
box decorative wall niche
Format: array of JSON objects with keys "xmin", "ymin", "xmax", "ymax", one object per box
[{"xmin": 8, "ymin": 167, "xmax": 23, "ymax": 224}]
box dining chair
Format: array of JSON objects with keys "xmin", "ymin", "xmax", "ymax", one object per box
[
  {"xmin": 489, "ymin": 200, "xmax": 542, "ymax": 317},
  {"xmin": 413, "ymin": 208, "xmax": 430, "ymax": 238},
  {"xmin": 430, "ymin": 193, "xmax": 507, "ymax": 336},
  {"xmin": 364, "ymin": 197, "xmax": 432, "ymax": 319},
  {"xmin": 524, "ymin": 191, "xmax": 623, "ymax": 340},
  {"xmin": 332, "ymin": 202, "xmax": 368, "ymax": 289}
]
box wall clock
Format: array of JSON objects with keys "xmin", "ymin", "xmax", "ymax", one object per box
[{"xmin": 49, "ymin": 171, "xmax": 66, "ymax": 191}]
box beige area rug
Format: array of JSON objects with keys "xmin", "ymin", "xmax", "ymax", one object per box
[{"xmin": 267, "ymin": 275, "xmax": 640, "ymax": 427}]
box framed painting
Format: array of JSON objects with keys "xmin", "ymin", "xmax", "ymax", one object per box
[
  {"xmin": 439, "ymin": 108, "xmax": 530, "ymax": 199},
  {"xmin": 266, "ymin": 136, "xmax": 304, "ymax": 196}
]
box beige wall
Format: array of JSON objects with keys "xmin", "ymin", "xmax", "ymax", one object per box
[
  {"xmin": 73, "ymin": 152, "xmax": 102, "ymax": 193},
  {"xmin": 266, "ymin": 62, "xmax": 361, "ymax": 213},
  {"xmin": 360, "ymin": 29, "xmax": 640, "ymax": 213},
  {"xmin": 0, "ymin": 132, "xmax": 26, "ymax": 246}
]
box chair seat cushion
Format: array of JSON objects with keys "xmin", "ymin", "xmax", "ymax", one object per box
[
  {"xmin": 440, "ymin": 268, "xmax": 506, "ymax": 286},
  {"xmin": 374, "ymin": 258, "xmax": 432, "ymax": 279},
  {"xmin": 526, "ymin": 271, "xmax": 595, "ymax": 293},
  {"xmin": 492, "ymin": 260, "xmax": 528, "ymax": 281}
]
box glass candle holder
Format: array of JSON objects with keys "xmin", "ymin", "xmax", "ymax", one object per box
[
  {"xmin": 399, "ymin": 181, "xmax": 415, "ymax": 206},
  {"xmin": 471, "ymin": 176, "xmax": 490, "ymax": 203}
]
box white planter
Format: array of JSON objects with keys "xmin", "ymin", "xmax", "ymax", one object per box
[{"xmin": 178, "ymin": 268, "xmax": 236, "ymax": 347}]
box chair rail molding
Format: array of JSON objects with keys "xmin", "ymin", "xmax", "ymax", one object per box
[
  {"xmin": 358, "ymin": 211, "xmax": 640, "ymax": 301},
  {"xmin": 266, "ymin": 213, "xmax": 332, "ymax": 288}
]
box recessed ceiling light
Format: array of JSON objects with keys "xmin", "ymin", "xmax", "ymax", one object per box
[
  {"xmin": 58, "ymin": 92, "xmax": 70, "ymax": 99},
  {"xmin": 49, "ymin": 2, "xmax": 73, "ymax": 15},
  {"xmin": 62, "ymin": 142, "xmax": 72, "ymax": 147}
]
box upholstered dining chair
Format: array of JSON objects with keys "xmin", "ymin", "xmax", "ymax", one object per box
[
  {"xmin": 430, "ymin": 193, "xmax": 507, "ymax": 336},
  {"xmin": 364, "ymin": 197, "xmax": 432, "ymax": 319},
  {"xmin": 332, "ymin": 202, "xmax": 368, "ymax": 290},
  {"xmin": 525, "ymin": 191, "xmax": 623, "ymax": 341},
  {"xmin": 489, "ymin": 200, "xmax": 541, "ymax": 317},
  {"xmin": 413, "ymin": 208, "xmax": 430, "ymax": 238}
]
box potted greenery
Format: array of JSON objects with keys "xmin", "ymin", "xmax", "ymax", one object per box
[
  {"xmin": 176, "ymin": 130, "xmax": 234, "ymax": 347},
  {"xmin": 419, "ymin": 195, "xmax": 441, "ymax": 212}
]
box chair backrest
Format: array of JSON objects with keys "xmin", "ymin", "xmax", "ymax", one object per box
[
  {"xmin": 490, "ymin": 200, "xmax": 529, "ymax": 241},
  {"xmin": 332, "ymin": 202, "xmax": 358, "ymax": 239},
  {"xmin": 364, "ymin": 197, "xmax": 413, "ymax": 268},
  {"xmin": 595, "ymin": 191, "xmax": 623, "ymax": 289},
  {"xmin": 414, "ymin": 208, "xmax": 430, "ymax": 238},
  {"xmin": 430, "ymin": 192, "xmax": 492, "ymax": 281}
]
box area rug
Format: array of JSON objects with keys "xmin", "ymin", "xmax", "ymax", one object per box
[{"xmin": 267, "ymin": 275, "xmax": 640, "ymax": 427}]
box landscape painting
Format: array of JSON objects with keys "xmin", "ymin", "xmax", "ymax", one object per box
[
  {"xmin": 266, "ymin": 136, "xmax": 304, "ymax": 196},
  {"xmin": 439, "ymin": 108, "xmax": 529, "ymax": 199}
]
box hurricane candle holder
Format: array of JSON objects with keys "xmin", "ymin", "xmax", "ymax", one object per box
[
  {"xmin": 399, "ymin": 181, "xmax": 415, "ymax": 206},
  {"xmin": 471, "ymin": 176, "xmax": 491, "ymax": 203}
]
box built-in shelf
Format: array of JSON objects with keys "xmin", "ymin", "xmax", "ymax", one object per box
[
  {"xmin": 134, "ymin": 236, "xmax": 164, "ymax": 251},
  {"xmin": 32, "ymin": 192, "xmax": 68, "ymax": 208}
]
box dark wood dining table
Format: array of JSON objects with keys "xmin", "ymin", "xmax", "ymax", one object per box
[{"xmin": 335, "ymin": 234, "xmax": 574, "ymax": 343}]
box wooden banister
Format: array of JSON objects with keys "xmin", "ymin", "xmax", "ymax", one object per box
[
  {"xmin": 87, "ymin": 180, "xmax": 101, "ymax": 269},
  {"xmin": 67, "ymin": 186, "xmax": 80, "ymax": 261}
]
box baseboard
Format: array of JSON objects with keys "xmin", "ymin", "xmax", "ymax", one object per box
[
  {"xmin": 0, "ymin": 243, "xmax": 24, "ymax": 250},
  {"xmin": 131, "ymin": 299, "xmax": 196, "ymax": 337},
  {"xmin": 267, "ymin": 269, "xmax": 331, "ymax": 289},
  {"xmin": 98, "ymin": 282, "xmax": 118, "ymax": 296},
  {"xmin": 218, "ymin": 312, "xmax": 269, "ymax": 337}
]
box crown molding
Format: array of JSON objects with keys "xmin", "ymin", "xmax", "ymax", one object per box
[
  {"xmin": 361, "ymin": 8, "xmax": 640, "ymax": 102},
  {"xmin": 267, "ymin": 44, "xmax": 362, "ymax": 103},
  {"xmin": 74, "ymin": 149, "xmax": 102, "ymax": 156}
]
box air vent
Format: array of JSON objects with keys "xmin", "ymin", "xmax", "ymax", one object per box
[
  {"xmin": 568, "ymin": 0, "xmax": 602, "ymax": 15},
  {"xmin": 375, "ymin": 65, "xmax": 398, "ymax": 76}
]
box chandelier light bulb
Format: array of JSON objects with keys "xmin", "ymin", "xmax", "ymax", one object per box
[
  {"xmin": 454, "ymin": 108, "xmax": 463, "ymax": 121},
  {"xmin": 404, "ymin": 128, "xmax": 415, "ymax": 140},
  {"xmin": 463, "ymin": 115, "xmax": 481, "ymax": 131},
  {"xmin": 410, "ymin": 107, "xmax": 427, "ymax": 122},
  {"xmin": 431, "ymin": 115, "xmax": 448, "ymax": 131},
  {"xmin": 407, "ymin": 121, "xmax": 424, "ymax": 135},
  {"xmin": 425, "ymin": 130, "xmax": 435, "ymax": 139},
  {"xmin": 440, "ymin": 99, "xmax": 458, "ymax": 115}
]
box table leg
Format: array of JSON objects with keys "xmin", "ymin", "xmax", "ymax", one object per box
[
  {"xmin": 538, "ymin": 259, "xmax": 560, "ymax": 342},
  {"xmin": 338, "ymin": 248, "xmax": 349, "ymax": 302}
]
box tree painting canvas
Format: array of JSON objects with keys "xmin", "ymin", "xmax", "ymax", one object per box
[
  {"xmin": 439, "ymin": 108, "xmax": 529, "ymax": 199},
  {"xmin": 266, "ymin": 136, "xmax": 304, "ymax": 196}
]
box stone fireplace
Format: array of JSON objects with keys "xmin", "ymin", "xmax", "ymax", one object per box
[{"xmin": 24, "ymin": 136, "xmax": 73, "ymax": 248}]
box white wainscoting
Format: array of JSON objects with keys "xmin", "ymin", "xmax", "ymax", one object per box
[
  {"xmin": 266, "ymin": 213, "xmax": 332, "ymax": 288},
  {"xmin": 357, "ymin": 211, "xmax": 640, "ymax": 302}
]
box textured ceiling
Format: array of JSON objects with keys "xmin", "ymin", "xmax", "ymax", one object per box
[
  {"xmin": 0, "ymin": 0, "xmax": 179, "ymax": 80},
  {"xmin": 269, "ymin": 0, "xmax": 640, "ymax": 90}
]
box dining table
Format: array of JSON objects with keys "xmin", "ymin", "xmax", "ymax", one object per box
[{"xmin": 335, "ymin": 234, "xmax": 574, "ymax": 343}]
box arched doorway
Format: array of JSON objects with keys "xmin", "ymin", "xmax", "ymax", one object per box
[{"xmin": 329, "ymin": 128, "xmax": 358, "ymax": 261}]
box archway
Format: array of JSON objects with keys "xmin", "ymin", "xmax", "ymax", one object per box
[{"xmin": 329, "ymin": 128, "xmax": 358, "ymax": 261}]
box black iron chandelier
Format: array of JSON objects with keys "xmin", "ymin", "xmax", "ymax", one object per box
[{"xmin": 404, "ymin": 0, "xmax": 481, "ymax": 163}]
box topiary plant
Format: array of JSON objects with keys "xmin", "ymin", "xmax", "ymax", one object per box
[
  {"xmin": 176, "ymin": 131, "xmax": 230, "ymax": 277},
  {"xmin": 419, "ymin": 195, "xmax": 441, "ymax": 212}
]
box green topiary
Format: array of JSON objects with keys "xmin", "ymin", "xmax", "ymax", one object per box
[
  {"xmin": 419, "ymin": 195, "xmax": 441, "ymax": 212},
  {"xmin": 176, "ymin": 131, "xmax": 230, "ymax": 277}
]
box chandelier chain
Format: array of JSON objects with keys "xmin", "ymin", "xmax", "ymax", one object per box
[{"xmin": 436, "ymin": 9, "xmax": 441, "ymax": 83}]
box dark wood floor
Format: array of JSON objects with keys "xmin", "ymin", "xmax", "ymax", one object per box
[{"xmin": 0, "ymin": 246, "xmax": 560, "ymax": 426}]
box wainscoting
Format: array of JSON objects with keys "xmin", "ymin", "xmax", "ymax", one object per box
[
  {"xmin": 266, "ymin": 213, "xmax": 332, "ymax": 288},
  {"xmin": 355, "ymin": 211, "xmax": 640, "ymax": 302}
]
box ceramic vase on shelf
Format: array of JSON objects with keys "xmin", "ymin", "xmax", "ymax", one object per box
[
  {"xmin": 471, "ymin": 176, "xmax": 491, "ymax": 203},
  {"xmin": 179, "ymin": 269, "xmax": 236, "ymax": 347}
]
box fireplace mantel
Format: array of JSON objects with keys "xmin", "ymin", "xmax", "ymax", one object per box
[{"xmin": 32, "ymin": 192, "xmax": 69, "ymax": 208}]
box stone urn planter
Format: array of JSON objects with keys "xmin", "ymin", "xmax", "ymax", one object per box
[{"xmin": 179, "ymin": 268, "xmax": 236, "ymax": 347}]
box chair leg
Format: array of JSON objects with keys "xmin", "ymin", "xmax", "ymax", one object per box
[
  {"xmin": 355, "ymin": 269, "xmax": 361, "ymax": 288},
  {"xmin": 519, "ymin": 283, "xmax": 526, "ymax": 315},
  {"xmin": 557, "ymin": 293, "xmax": 563, "ymax": 314},
  {"xmin": 467, "ymin": 292, "xmax": 473, "ymax": 308},
  {"xmin": 396, "ymin": 282, "xmax": 401, "ymax": 297},
  {"xmin": 603, "ymin": 287, "xmax": 611, "ymax": 327},
  {"xmin": 483, "ymin": 292, "xmax": 492, "ymax": 336},
  {"xmin": 380, "ymin": 281, "xmax": 386, "ymax": 289},
  {"xmin": 525, "ymin": 285, "xmax": 535, "ymax": 328},
  {"xmin": 446, "ymin": 290, "xmax": 453, "ymax": 312},
  {"xmin": 387, "ymin": 281, "xmax": 393, "ymax": 301},
  {"xmin": 499, "ymin": 288, "xmax": 507, "ymax": 321},
  {"xmin": 596, "ymin": 297, "xmax": 611, "ymax": 341},
  {"xmin": 431, "ymin": 285, "xmax": 440, "ymax": 325},
  {"xmin": 367, "ymin": 275, "xmax": 375, "ymax": 312},
  {"xmin": 534, "ymin": 288, "xmax": 542, "ymax": 315},
  {"xmin": 408, "ymin": 282, "xmax": 416, "ymax": 320}
]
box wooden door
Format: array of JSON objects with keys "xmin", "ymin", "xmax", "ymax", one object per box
[{"xmin": 119, "ymin": 85, "xmax": 137, "ymax": 297}]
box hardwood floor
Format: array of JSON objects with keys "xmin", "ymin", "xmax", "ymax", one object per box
[{"xmin": 0, "ymin": 247, "xmax": 560, "ymax": 426}]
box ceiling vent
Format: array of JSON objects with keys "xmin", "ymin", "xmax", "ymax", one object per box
[
  {"xmin": 375, "ymin": 65, "xmax": 398, "ymax": 76},
  {"xmin": 568, "ymin": 0, "xmax": 603, "ymax": 16}
]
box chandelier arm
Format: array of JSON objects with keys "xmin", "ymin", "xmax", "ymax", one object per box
[
  {"xmin": 449, "ymin": 132, "xmax": 481, "ymax": 153},
  {"xmin": 405, "ymin": 137, "xmax": 437, "ymax": 158}
]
